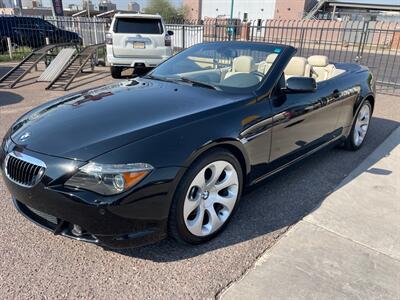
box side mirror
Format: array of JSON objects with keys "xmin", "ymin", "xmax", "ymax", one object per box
[
  {"xmin": 167, "ymin": 30, "xmax": 174, "ymax": 36},
  {"xmin": 286, "ymin": 77, "xmax": 316, "ymax": 93}
]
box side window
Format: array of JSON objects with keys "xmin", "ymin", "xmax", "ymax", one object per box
[
  {"xmin": 278, "ymin": 73, "xmax": 286, "ymax": 89},
  {"xmin": 42, "ymin": 20, "xmax": 56, "ymax": 30},
  {"xmin": 272, "ymin": 73, "xmax": 287, "ymax": 107},
  {"xmin": 20, "ymin": 18, "xmax": 31, "ymax": 30},
  {"xmin": 32, "ymin": 19, "xmax": 41, "ymax": 28},
  {"xmin": 273, "ymin": 73, "xmax": 286, "ymax": 95}
]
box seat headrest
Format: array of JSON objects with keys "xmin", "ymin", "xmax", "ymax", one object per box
[
  {"xmin": 232, "ymin": 56, "xmax": 255, "ymax": 73},
  {"xmin": 266, "ymin": 53, "xmax": 278, "ymax": 63},
  {"xmin": 285, "ymin": 57, "xmax": 308, "ymax": 76},
  {"xmin": 308, "ymin": 55, "xmax": 329, "ymax": 67}
]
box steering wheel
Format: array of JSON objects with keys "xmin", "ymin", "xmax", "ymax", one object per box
[{"xmin": 252, "ymin": 71, "xmax": 265, "ymax": 79}]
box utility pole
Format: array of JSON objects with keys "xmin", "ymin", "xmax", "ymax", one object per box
[
  {"xmin": 50, "ymin": 0, "xmax": 56, "ymax": 17},
  {"xmin": 230, "ymin": 0, "xmax": 234, "ymax": 21},
  {"xmin": 229, "ymin": 0, "xmax": 234, "ymax": 40}
]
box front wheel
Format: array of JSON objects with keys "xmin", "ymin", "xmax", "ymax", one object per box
[
  {"xmin": 169, "ymin": 149, "xmax": 243, "ymax": 244},
  {"xmin": 344, "ymin": 100, "xmax": 372, "ymax": 150}
]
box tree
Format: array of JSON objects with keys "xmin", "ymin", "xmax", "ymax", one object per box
[{"xmin": 144, "ymin": 0, "xmax": 188, "ymax": 21}]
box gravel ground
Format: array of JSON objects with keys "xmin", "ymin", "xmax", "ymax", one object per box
[{"xmin": 0, "ymin": 65, "xmax": 399, "ymax": 299}]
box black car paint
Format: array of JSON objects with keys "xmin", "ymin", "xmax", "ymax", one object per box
[
  {"xmin": 0, "ymin": 42, "xmax": 375, "ymax": 248},
  {"xmin": 0, "ymin": 16, "xmax": 80, "ymax": 52}
]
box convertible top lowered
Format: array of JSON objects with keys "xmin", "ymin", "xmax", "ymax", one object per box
[{"xmin": 1, "ymin": 42, "xmax": 375, "ymax": 248}]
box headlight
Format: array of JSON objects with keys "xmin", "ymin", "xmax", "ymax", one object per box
[{"xmin": 65, "ymin": 162, "xmax": 153, "ymax": 195}]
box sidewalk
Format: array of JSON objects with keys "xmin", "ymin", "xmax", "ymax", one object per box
[{"xmin": 221, "ymin": 127, "xmax": 400, "ymax": 300}]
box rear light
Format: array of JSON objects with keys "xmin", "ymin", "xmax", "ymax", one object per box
[
  {"xmin": 165, "ymin": 34, "xmax": 171, "ymax": 47},
  {"xmin": 105, "ymin": 32, "xmax": 113, "ymax": 45}
]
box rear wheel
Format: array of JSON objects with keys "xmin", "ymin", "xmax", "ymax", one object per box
[
  {"xmin": 110, "ymin": 66, "xmax": 123, "ymax": 79},
  {"xmin": 169, "ymin": 149, "xmax": 243, "ymax": 244},
  {"xmin": 344, "ymin": 100, "xmax": 372, "ymax": 150},
  {"xmin": 133, "ymin": 67, "xmax": 151, "ymax": 76}
]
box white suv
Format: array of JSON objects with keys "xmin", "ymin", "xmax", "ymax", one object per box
[{"xmin": 106, "ymin": 13, "xmax": 173, "ymax": 78}]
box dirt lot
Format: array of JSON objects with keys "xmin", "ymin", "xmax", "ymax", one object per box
[{"xmin": 1, "ymin": 65, "xmax": 399, "ymax": 299}]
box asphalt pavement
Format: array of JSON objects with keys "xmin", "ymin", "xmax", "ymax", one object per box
[{"xmin": 0, "ymin": 66, "xmax": 400, "ymax": 299}]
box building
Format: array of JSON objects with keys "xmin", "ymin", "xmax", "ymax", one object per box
[
  {"xmin": 183, "ymin": 0, "xmax": 317, "ymax": 21},
  {"xmin": 81, "ymin": 0, "xmax": 94, "ymax": 11},
  {"xmin": 99, "ymin": 0, "xmax": 116, "ymax": 13},
  {"xmin": 0, "ymin": 6, "xmax": 52, "ymax": 15},
  {"xmin": 67, "ymin": 3, "xmax": 79, "ymax": 11},
  {"xmin": 21, "ymin": 0, "xmax": 42, "ymax": 9},
  {"xmin": 202, "ymin": 0, "xmax": 276, "ymax": 20},
  {"xmin": 305, "ymin": 0, "xmax": 400, "ymax": 21},
  {"xmin": 275, "ymin": 0, "xmax": 317, "ymax": 19},
  {"xmin": 127, "ymin": 1, "xmax": 140, "ymax": 12},
  {"xmin": 184, "ymin": 0, "xmax": 202, "ymax": 20}
]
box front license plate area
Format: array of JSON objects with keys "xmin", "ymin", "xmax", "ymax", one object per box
[{"xmin": 133, "ymin": 42, "xmax": 145, "ymax": 49}]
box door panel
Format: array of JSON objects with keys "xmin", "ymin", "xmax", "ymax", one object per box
[
  {"xmin": 335, "ymin": 86, "xmax": 361, "ymax": 129},
  {"xmin": 269, "ymin": 82, "xmax": 343, "ymax": 163}
]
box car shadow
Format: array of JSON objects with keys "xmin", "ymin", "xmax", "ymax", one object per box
[
  {"xmin": 66, "ymin": 71, "xmax": 112, "ymax": 91},
  {"xmin": 0, "ymin": 91, "xmax": 24, "ymax": 106},
  {"xmin": 0, "ymin": 66, "xmax": 13, "ymax": 78},
  {"xmin": 110, "ymin": 116, "xmax": 400, "ymax": 262}
]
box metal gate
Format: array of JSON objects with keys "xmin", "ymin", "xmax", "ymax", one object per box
[
  {"xmin": 168, "ymin": 19, "xmax": 400, "ymax": 95},
  {"xmin": 1, "ymin": 15, "xmax": 399, "ymax": 95},
  {"xmin": 243, "ymin": 19, "xmax": 400, "ymax": 95}
]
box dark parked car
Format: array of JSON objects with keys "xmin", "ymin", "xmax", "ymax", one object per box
[
  {"xmin": 0, "ymin": 42, "xmax": 375, "ymax": 248},
  {"xmin": 0, "ymin": 16, "xmax": 81, "ymax": 53}
]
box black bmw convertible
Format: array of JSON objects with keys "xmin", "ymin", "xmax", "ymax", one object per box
[{"xmin": 0, "ymin": 42, "xmax": 375, "ymax": 248}]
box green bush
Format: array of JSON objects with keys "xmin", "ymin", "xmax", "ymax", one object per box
[{"xmin": 0, "ymin": 47, "xmax": 32, "ymax": 62}]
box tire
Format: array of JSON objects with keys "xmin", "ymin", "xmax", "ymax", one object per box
[
  {"xmin": 110, "ymin": 66, "xmax": 123, "ymax": 79},
  {"xmin": 344, "ymin": 100, "xmax": 372, "ymax": 151},
  {"xmin": 169, "ymin": 149, "xmax": 243, "ymax": 245},
  {"xmin": 133, "ymin": 67, "xmax": 151, "ymax": 76}
]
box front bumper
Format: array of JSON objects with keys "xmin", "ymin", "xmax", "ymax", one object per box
[{"xmin": 0, "ymin": 142, "xmax": 180, "ymax": 249}]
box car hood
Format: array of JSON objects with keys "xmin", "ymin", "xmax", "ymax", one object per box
[{"xmin": 10, "ymin": 79, "xmax": 243, "ymax": 161}]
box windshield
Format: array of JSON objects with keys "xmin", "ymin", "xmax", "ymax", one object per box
[{"xmin": 150, "ymin": 42, "xmax": 283, "ymax": 93}]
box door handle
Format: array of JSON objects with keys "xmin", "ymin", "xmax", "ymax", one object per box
[{"xmin": 332, "ymin": 89, "xmax": 340, "ymax": 98}]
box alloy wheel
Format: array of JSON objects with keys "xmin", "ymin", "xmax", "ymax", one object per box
[
  {"xmin": 353, "ymin": 103, "xmax": 371, "ymax": 147},
  {"xmin": 183, "ymin": 160, "xmax": 239, "ymax": 237}
]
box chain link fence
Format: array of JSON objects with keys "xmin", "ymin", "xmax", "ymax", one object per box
[{"xmin": 1, "ymin": 15, "xmax": 399, "ymax": 94}]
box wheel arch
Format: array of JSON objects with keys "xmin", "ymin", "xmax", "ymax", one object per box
[
  {"xmin": 364, "ymin": 94, "xmax": 375, "ymax": 113},
  {"xmin": 168, "ymin": 139, "xmax": 251, "ymax": 206},
  {"xmin": 344, "ymin": 92, "xmax": 375, "ymax": 139},
  {"xmin": 184, "ymin": 139, "xmax": 251, "ymax": 179},
  {"xmin": 353, "ymin": 92, "xmax": 375, "ymax": 120}
]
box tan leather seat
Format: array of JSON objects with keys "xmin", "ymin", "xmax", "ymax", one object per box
[
  {"xmin": 258, "ymin": 53, "xmax": 278, "ymax": 74},
  {"xmin": 225, "ymin": 56, "xmax": 256, "ymax": 78},
  {"xmin": 284, "ymin": 56, "xmax": 311, "ymax": 79},
  {"xmin": 221, "ymin": 56, "xmax": 260, "ymax": 87},
  {"xmin": 308, "ymin": 55, "xmax": 336, "ymax": 81}
]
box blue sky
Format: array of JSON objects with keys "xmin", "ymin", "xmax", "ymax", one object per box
[{"xmin": 51, "ymin": 0, "xmax": 183, "ymax": 10}]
